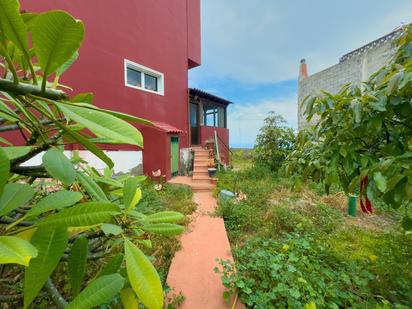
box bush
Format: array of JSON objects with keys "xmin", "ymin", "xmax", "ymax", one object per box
[
  {"xmin": 253, "ymin": 112, "xmax": 295, "ymax": 172},
  {"xmin": 216, "ymin": 168, "xmax": 412, "ymax": 308},
  {"xmin": 217, "ymin": 234, "xmax": 376, "ymax": 308}
]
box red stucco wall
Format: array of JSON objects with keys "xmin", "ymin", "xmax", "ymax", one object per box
[
  {"xmin": 200, "ymin": 126, "xmax": 230, "ymax": 165},
  {"xmin": 19, "ymin": 0, "xmax": 201, "ymax": 176},
  {"xmin": 187, "ymin": 0, "xmax": 201, "ymax": 68}
]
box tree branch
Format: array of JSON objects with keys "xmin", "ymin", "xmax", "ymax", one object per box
[
  {"xmin": 44, "ymin": 279, "xmax": 67, "ymax": 309},
  {"xmin": 0, "ymin": 78, "xmax": 68, "ymax": 100},
  {"xmin": 10, "ymin": 165, "xmax": 48, "ymax": 177}
]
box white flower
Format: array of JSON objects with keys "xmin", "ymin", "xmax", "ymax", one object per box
[
  {"xmin": 154, "ymin": 184, "xmax": 162, "ymax": 191},
  {"xmin": 152, "ymin": 169, "xmax": 161, "ymax": 177}
]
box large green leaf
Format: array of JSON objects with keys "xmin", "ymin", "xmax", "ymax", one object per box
[
  {"xmin": 123, "ymin": 177, "xmax": 142, "ymax": 211},
  {"xmin": 124, "ymin": 239, "xmax": 163, "ymax": 309},
  {"xmin": 24, "ymin": 226, "xmax": 68, "ymax": 308},
  {"xmin": 55, "ymin": 102, "xmax": 143, "ymax": 147},
  {"xmin": 56, "ymin": 51, "xmax": 79, "ymax": 76},
  {"xmin": 68, "ymin": 236, "xmax": 88, "ymax": 296},
  {"xmin": 76, "ymin": 171, "xmax": 108, "ymax": 201},
  {"xmin": 38, "ymin": 202, "xmax": 120, "ymax": 227},
  {"xmin": 120, "ymin": 288, "xmax": 139, "ymax": 309},
  {"xmin": 0, "ymin": 147, "xmax": 10, "ymax": 196},
  {"xmin": 58, "ymin": 123, "xmax": 114, "ymax": 168},
  {"xmin": 0, "ymin": 0, "xmax": 29, "ymax": 62},
  {"xmin": 0, "ymin": 183, "xmax": 34, "ymax": 217},
  {"xmin": 67, "ymin": 274, "xmax": 124, "ymax": 309},
  {"xmin": 373, "ymin": 172, "xmax": 387, "ymax": 192},
  {"xmin": 32, "ymin": 10, "xmax": 84, "ymax": 87},
  {"xmin": 42, "ymin": 148, "xmax": 76, "ymax": 186},
  {"xmin": 142, "ymin": 223, "xmax": 184, "ymax": 236},
  {"xmin": 101, "ymin": 223, "xmax": 123, "ymax": 236},
  {"xmin": 146, "ymin": 211, "xmax": 184, "ymax": 224},
  {"xmin": 26, "ymin": 190, "xmax": 83, "ymax": 218},
  {"xmin": 0, "ymin": 236, "xmax": 37, "ymax": 266},
  {"xmin": 2, "ymin": 146, "xmax": 33, "ymax": 160},
  {"xmin": 97, "ymin": 253, "xmax": 124, "ymax": 278},
  {"xmin": 72, "ymin": 102, "xmax": 153, "ymax": 127}
]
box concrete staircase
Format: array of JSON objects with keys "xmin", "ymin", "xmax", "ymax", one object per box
[{"xmin": 191, "ymin": 147, "xmax": 215, "ymax": 192}]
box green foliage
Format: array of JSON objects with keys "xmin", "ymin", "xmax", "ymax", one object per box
[
  {"xmin": 0, "ymin": 147, "xmax": 9, "ymax": 195},
  {"xmin": 217, "ymin": 235, "xmax": 375, "ymax": 308},
  {"xmin": 254, "ymin": 112, "xmax": 295, "ymax": 171},
  {"xmin": 0, "ymin": 183, "xmax": 34, "ymax": 217},
  {"xmin": 24, "ymin": 226, "xmax": 68, "ymax": 308},
  {"xmin": 66, "ymin": 274, "xmax": 125, "ymax": 309},
  {"xmin": 31, "ymin": 10, "xmax": 84, "ymax": 90},
  {"xmin": 216, "ymin": 168, "xmax": 412, "ymax": 308},
  {"xmin": 284, "ymin": 26, "xmax": 412, "ymax": 225},
  {"xmin": 0, "ymin": 236, "xmax": 38, "ymax": 266},
  {"xmin": 0, "ymin": 2, "xmax": 186, "ymax": 308},
  {"xmin": 68, "ymin": 236, "xmax": 88, "ymax": 296},
  {"xmin": 124, "ymin": 239, "xmax": 163, "ymax": 309},
  {"xmin": 42, "ymin": 147, "xmax": 76, "ymax": 186}
]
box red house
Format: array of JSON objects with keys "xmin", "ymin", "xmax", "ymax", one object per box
[{"xmin": 20, "ymin": 0, "xmax": 231, "ymax": 179}]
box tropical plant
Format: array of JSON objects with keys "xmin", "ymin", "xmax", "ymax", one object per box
[
  {"xmin": 284, "ymin": 25, "xmax": 412, "ymax": 227},
  {"xmin": 0, "ymin": 1, "xmax": 184, "ymax": 308},
  {"xmin": 254, "ymin": 112, "xmax": 295, "ymax": 171}
]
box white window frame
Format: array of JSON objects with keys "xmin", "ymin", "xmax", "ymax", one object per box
[{"xmin": 124, "ymin": 59, "xmax": 164, "ymax": 96}]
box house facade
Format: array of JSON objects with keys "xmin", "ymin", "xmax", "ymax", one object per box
[
  {"xmin": 298, "ymin": 27, "xmax": 402, "ymax": 130},
  {"xmin": 20, "ymin": 0, "xmax": 229, "ymax": 179}
]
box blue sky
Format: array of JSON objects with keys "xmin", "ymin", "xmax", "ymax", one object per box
[{"xmin": 189, "ymin": 0, "xmax": 412, "ymax": 148}]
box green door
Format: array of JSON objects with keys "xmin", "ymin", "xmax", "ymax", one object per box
[{"xmin": 170, "ymin": 136, "xmax": 179, "ymax": 177}]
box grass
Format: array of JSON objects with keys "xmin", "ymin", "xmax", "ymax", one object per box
[
  {"xmin": 231, "ymin": 149, "xmax": 254, "ymax": 170},
  {"xmin": 215, "ymin": 165, "xmax": 412, "ymax": 308}
]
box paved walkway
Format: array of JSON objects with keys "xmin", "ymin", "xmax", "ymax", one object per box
[{"xmin": 167, "ymin": 177, "xmax": 243, "ymax": 308}]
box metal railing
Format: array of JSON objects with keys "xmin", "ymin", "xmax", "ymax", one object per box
[{"xmin": 214, "ymin": 130, "xmax": 232, "ymax": 170}]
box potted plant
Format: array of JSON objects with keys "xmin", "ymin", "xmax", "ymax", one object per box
[{"xmin": 207, "ymin": 159, "xmax": 217, "ymax": 177}]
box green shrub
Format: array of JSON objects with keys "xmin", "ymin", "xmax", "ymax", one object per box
[
  {"xmin": 217, "ymin": 234, "xmax": 377, "ymax": 308},
  {"xmin": 253, "ymin": 112, "xmax": 295, "ymax": 171}
]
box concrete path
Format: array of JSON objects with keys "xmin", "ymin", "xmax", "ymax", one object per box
[{"xmin": 167, "ymin": 177, "xmax": 243, "ymax": 308}]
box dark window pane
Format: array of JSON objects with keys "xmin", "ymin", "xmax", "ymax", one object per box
[
  {"xmin": 218, "ymin": 107, "xmax": 225, "ymax": 128},
  {"xmin": 144, "ymin": 73, "xmax": 158, "ymax": 91},
  {"xmin": 127, "ymin": 67, "xmax": 141, "ymax": 87}
]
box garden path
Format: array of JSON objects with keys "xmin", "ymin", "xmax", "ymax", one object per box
[{"xmin": 167, "ymin": 176, "xmax": 243, "ymax": 308}]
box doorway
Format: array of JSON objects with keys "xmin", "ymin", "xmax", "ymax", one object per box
[
  {"xmin": 170, "ymin": 136, "xmax": 179, "ymax": 177},
  {"xmin": 190, "ymin": 103, "xmax": 199, "ymax": 145}
]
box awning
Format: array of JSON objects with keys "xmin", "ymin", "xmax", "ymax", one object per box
[{"xmin": 152, "ymin": 121, "xmax": 184, "ymax": 134}]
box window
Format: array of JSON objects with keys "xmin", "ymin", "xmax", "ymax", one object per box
[
  {"xmin": 203, "ymin": 104, "xmax": 226, "ymax": 128},
  {"xmin": 124, "ymin": 59, "xmax": 164, "ymax": 95}
]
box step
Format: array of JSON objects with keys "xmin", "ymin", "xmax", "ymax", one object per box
[
  {"xmin": 194, "ymin": 162, "xmax": 209, "ymax": 168},
  {"xmin": 193, "ymin": 166, "xmax": 208, "ymax": 173},
  {"xmin": 193, "ymin": 171, "xmax": 209, "ymax": 178},
  {"xmin": 192, "ymin": 175, "xmax": 211, "ymax": 181},
  {"xmin": 194, "ymin": 157, "xmax": 210, "ymax": 162},
  {"xmin": 192, "ymin": 179, "xmax": 211, "ymax": 185}
]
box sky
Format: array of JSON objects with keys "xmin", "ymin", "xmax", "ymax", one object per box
[{"xmin": 188, "ymin": 0, "xmax": 412, "ymax": 148}]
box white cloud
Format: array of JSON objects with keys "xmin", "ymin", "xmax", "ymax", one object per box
[
  {"xmin": 228, "ymin": 94, "xmax": 297, "ymax": 148},
  {"xmin": 198, "ymin": 0, "xmax": 412, "ymax": 84}
]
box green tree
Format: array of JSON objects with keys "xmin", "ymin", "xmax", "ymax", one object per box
[
  {"xmin": 0, "ymin": 1, "xmax": 183, "ymax": 308},
  {"xmin": 284, "ymin": 25, "xmax": 412, "ymax": 227},
  {"xmin": 254, "ymin": 112, "xmax": 295, "ymax": 171}
]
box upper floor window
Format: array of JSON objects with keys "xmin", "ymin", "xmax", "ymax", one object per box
[{"xmin": 124, "ymin": 59, "xmax": 164, "ymax": 95}]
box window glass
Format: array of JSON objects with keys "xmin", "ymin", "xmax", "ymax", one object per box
[
  {"xmin": 218, "ymin": 107, "xmax": 225, "ymax": 128},
  {"xmin": 144, "ymin": 73, "xmax": 158, "ymax": 91},
  {"xmin": 126, "ymin": 67, "xmax": 142, "ymax": 87}
]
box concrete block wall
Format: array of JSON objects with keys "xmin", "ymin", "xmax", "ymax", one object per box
[{"xmin": 298, "ymin": 40, "xmax": 396, "ymax": 130}]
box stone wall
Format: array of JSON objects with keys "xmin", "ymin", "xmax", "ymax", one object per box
[{"xmin": 298, "ymin": 37, "xmax": 397, "ymax": 129}]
